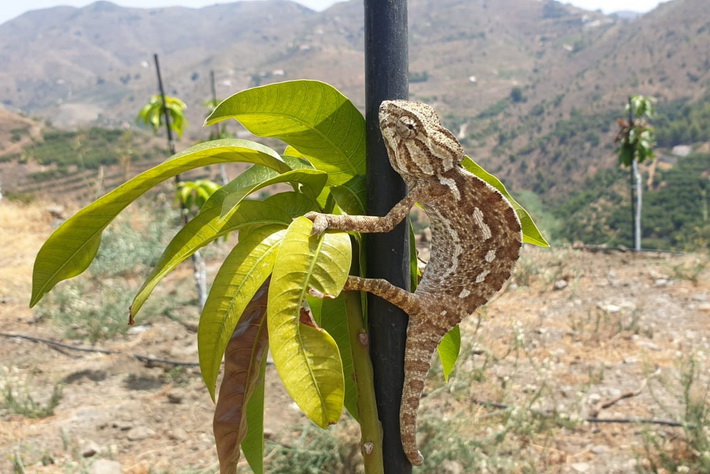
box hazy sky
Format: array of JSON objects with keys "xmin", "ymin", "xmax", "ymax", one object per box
[{"xmin": 0, "ymin": 0, "xmax": 670, "ymax": 27}]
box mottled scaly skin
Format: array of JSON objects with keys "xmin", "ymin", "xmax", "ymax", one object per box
[{"xmin": 308, "ymin": 100, "xmax": 522, "ymax": 465}]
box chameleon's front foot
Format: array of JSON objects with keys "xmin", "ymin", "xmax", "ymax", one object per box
[{"xmin": 304, "ymin": 211, "xmax": 329, "ymax": 236}]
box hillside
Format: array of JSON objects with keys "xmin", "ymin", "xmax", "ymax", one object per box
[{"xmin": 0, "ymin": 0, "xmax": 709, "ymax": 247}]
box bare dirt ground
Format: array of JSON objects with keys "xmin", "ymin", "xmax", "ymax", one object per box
[{"xmin": 1, "ymin": 199, "xmax": 708, "ymax": 473}]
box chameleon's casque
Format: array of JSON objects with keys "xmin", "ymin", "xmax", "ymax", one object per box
[{"xmin": 308, "ymin": 100, "xmax": 522, "ymax": 465}]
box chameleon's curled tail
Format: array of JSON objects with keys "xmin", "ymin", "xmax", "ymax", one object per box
[{"xmin": 399, "ymin": 317, "xmax": 448, "ymax": 466}]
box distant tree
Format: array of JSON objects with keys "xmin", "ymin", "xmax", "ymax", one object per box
[
  {"xmin": 510, "ymin": 86, "xmax": 526, "ymax": 103},
  {"xmin": 614, "ymin": 94, "xmax": 656, "ymax": 251}
]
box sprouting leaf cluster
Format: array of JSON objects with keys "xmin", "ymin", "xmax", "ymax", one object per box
[
  {"xmin": 137, "ymin": 94, "xmax": 188, "ymax": 138},
  {"xmin": 615, "ymin": 94, "xmax": 657, "ymax": 167},
  {"xmin": 176, "ymin": 179, "xmax": 220, "ymax": 216}
]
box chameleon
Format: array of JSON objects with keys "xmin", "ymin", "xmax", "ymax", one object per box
[{"xmin": 307, "ymin": 99, "xmax": 522, "ymax": 465}]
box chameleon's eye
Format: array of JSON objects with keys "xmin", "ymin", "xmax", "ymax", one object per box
[{"xmin": 395, "ymin": 115, "xmax": 418, "ymax": 139}]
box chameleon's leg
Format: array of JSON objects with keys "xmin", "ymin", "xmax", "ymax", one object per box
[
  {"xmin": 307, "ymin": 193, "xmax": 417, "ymax": 235},
  {"xmin": 344, "ymin": 275, "xmax": 420, "ymax": 315}
]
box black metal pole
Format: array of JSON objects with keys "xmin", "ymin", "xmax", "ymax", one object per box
[
  {"xmin": 154, "ymin": 54, "xmax": 177, "ymax": 171},
  {"xmin": 364, "ymin": 1, "xmax": 411, "ymax": 472}
]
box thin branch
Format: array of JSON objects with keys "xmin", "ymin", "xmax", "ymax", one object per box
[
  {"xmin": 473, "ymin": 399, "xmax": 683, "ymax": 428},
  {"xmin": 0, "ymin": 332, "xmax": 199, "ymax": 367}
]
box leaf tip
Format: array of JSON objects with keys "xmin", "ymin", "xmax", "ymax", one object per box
[{"xmin": 28, "ymin": 293, "xmax": 41, "ymax": 309}]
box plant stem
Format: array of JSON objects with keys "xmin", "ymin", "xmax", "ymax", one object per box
[{"xmin": 345, "ymin": 291, "xmax": 384, "ymax": 474}]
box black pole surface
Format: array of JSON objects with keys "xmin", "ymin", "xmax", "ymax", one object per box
[
  {"xmin": 153, "ymin": 54, "xmax": 177, "ymax": 157},
  {"xmin": 364, "ymin": 1, "xmax": 411, "ymax": 472}
]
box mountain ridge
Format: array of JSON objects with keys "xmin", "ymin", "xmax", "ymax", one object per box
[{"xmin": 0, "ymin": 0, "xmax": 707, "ymax": 209}]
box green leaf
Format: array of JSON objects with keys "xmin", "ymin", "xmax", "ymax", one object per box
[
  {"xmin": 319, "ymin": 294, "xmax": 359, "ymax": 421},
  {"xmin": 437, "ymin": 326, "xmax": 461, "ymax": 382},
  {"xmin": 330, "ymin": 175, "xmax": 367, "ymax": 216},
  {"xmin": 410, "ymin": 222, "xmax": 420, "ymax": 291},
  {"xmin": 242, "ymin": 356, "xmax": 267, "ymax": 474},
  {"xmin": 462, "ymin": 156, "xmax": 549, "ymax": 247},
  {"xmin": 263, "ymin": 192, "xmax": 320, "ymax": 218},
  {"xmin": 198, "ymin": 226, "xmax": 287, "ymax": 400},
  {"xmin": 267, "ymin": 217, "xmax": 351, "ymax": 427},
  {"xmin": 222, "ymin": 169, "xmax": 327, "ymax": 217},
  {"xmin": 131, "ymin": 190, "xmax": 319, "ymax": 320},
  {"xmin": 130, "ymin": 198, "xmax": 293, "ymax": 320},
  {"xmin": 30, "ymin": 139, "xmax": 288, "ymax": 308},
  {"xmin": 206, "ymin": 80, "xmax": 366, "ymax": 186}
]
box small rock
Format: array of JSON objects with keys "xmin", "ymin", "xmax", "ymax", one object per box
[
  {"xmin": 167, "ymin": 392, "xmax": 183, "ymax": 404},
  {"xmin": 655, "ymin": 278, "xmax": 669, "ymax": 287},
  {"xmin": 553, "ymin": 279, "xmax": 568, "ymax": 290},
  {"xmin": 127, "ymin": 426, "xmax": 155, "ymax": 441},
  {"xmin": 127, "ymin": 325, "xmax": 151, "ymax": 335},
  {"xmin": 698, "ymin": 303, "xmax": 710, "ymax": 313},
  {"xmin": 46, "ymin": 205, "xmax": 66, "ymax": 220},
  {"xmin": 169, "ymin": 427, "xmax": 189, "ymax": 441},
  {"xmin": 90, "ymin": 459, "xmax": 122, "ymax": 474},
  {"xmin": 591, "ymin": 445, "xmax": 609, "ymax": 454},
  {"xmin": 551, "ymin": 348, "xmax": 566, "ymax": 358},
  {"xmin": 598, "ymin": 303, "xmax": 620, "ymax": 313},
  {"xmin": 692, "ymin": 293, "xmax": 708, "ymax": 302},
  {"xmin": 571, "ymin": 462, "xmax": 591, "ymax": 472},
  {"xmin": 81, "ymin": 441, "xmax": 101, "ymax": 458},
  {"xmin": 111, "ymin": 420, "xmax": 133, "ymax": 431}
]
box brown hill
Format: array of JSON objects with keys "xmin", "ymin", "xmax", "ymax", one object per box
[
  {"xmin": 0, "ymin": 0, "xmax": 708, "ymax": 202},
  {"xmin": 0, "ymin": 107, "xmax": 42, "ymax": 158}
]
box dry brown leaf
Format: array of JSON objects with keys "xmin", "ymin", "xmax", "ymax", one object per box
[{"xmin": 213, "ymin": 278, "xmax": 270, "ymax": 473}]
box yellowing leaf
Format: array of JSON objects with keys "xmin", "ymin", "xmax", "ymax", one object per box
[
  {"xmin": 199, "ymin": 226, "xmax": 287, "ymax": 399},
  {"xmin": 267, "ymin": 217, "xmax": 351, "ymax": 427}
]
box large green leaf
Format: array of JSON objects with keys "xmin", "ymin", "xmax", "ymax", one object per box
[
  {"xmin": 267, "ymin": 217, "xmax": 351, "ymax": 427},
  {"xmin": 30, "ymin": 139, "xmax": 288, "ymax": 307},
  {"xmin": 462, "ymin": 156, "xmax": 549, "ymax": 247},
  {"xmin": 199, "ymin": 226, "xmax": 287, "ymax": 399},
  {"xmin": 206, "ymin": 80, "xmax": 366, "ymax": 186}
]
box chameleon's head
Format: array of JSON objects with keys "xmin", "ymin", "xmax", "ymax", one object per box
[{"xmin": 379, "ymin": 100, "xmax": 465, "ymax": 178}]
